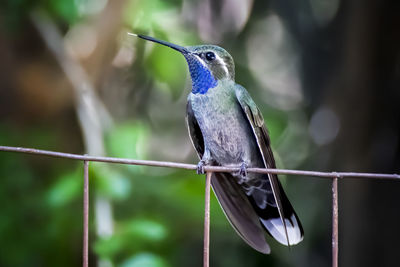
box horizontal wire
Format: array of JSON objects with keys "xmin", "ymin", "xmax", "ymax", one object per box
[{"xmin": 0, "ymin": 145, "xmax": 399, "ymax": 180}]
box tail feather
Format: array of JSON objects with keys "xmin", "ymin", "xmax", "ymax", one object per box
[
  {"xmin": 211, "ymin": 172, "xmax": 271, "ymax": 254},
  {"xmin": 260, "ymin": 213, "xmax": 303, "ymax": 245},
  {"xmin": 212, "ymin": 172, "xmax": 304, "ymax": 251},
  {"xmin": 249, "ymin": 178, "xmax": 304, "ymax": 246}
]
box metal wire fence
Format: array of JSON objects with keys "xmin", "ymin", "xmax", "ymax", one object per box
[{"xmin": 1, "ymin": 145, "xmax": 399, "ymax": 267}]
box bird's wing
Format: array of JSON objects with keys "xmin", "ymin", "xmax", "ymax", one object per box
[
  {"xmin": 186, "ymin": 99, "xmax": 271, "ymax": 254},
  {"xmin": 234, "ymin": 84, "xmax": 303, "ymax": 246}
]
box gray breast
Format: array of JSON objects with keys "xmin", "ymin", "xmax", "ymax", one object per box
[{"xmin": 189, "ymin": 84, "xmax": 259, "ymax": 166}]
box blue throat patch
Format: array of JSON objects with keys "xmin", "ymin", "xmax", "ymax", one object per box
[{"xmin": 185, "ymin": 56, "xmax": 218, "ymax": 94}]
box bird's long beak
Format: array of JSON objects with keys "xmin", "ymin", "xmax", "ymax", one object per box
[{"xmin": 128, "ymin": 33, "xmax": 189, "ymax": 55}]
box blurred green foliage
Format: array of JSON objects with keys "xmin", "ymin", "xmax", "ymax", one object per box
[
  {"xmin": 2, "ymin": 0, "xmax": 376, "ymax": 266},
  {"xmin": 0, "ymin": 1, "xmax": 312, "ymax": 266},
  {"xmin": 120, "ymin": 252, "xmax": 168, "ymax": 267},
  {"xmin": 147, "ymin": 46, "xmax": 187, "ymax": 98},
  {"xmin": 47, "ymin": 0, "xmax": 79, "ymax": 24}
]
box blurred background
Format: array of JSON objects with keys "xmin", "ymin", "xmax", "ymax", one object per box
[{"xmin": 0, "ymin": 0, "xmax": 399, "ymax": 266}]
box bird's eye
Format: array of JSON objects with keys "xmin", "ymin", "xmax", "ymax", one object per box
[{"xmin": 205, "ymin": 52, "xmax": 216, "ymax": 61}]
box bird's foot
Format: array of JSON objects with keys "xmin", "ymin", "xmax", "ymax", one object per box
[
  {"xmin": 239, "ymin": 162, "xmax": 248, "ymax": 177},
  {"xmin": 196, "ymin": 160, "xmax": 206, "ymax": 175},
  {"xmin": 238, "ymin": 162, "xmax": 248, "ymax": 184}
]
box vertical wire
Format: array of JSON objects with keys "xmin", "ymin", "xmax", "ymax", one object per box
[
  {"xmin": 83, "ymin": 160, "xmax": 89, "ymax": 267},
  {"xmin": 203, "ymin": 172, "xmax": 212, "ymax": 267},
  {"xmin": 332, "ymin": 177, "xmax": 339, "ymax": 267}
]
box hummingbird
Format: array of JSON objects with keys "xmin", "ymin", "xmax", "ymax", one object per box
[{"xmin": 131, "ymin": 33, "xmax": 304, "ymax": 254}]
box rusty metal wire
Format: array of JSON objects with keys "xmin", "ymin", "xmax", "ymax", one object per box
[
  {"xmin": 1, "ymin": 146, "xmax": 399, "ymax": 180},
  {"xmin": 83, "ymin": 161, "xmax": 89, "ymax": 267},
  {"xmin": 332, "ymin": 177, "xmax": 339, "ymax": 267},
  {"xmin": 203, "ymin": 172, "xmax": 212, "ymax": 267},
  {"xmin": 1, "ymin": 145, "xmax": 400, "ymax": 267}
]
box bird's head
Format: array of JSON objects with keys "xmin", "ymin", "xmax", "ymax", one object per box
[{"xmin": 131, "ymin": 33, "xmax": 235, "ymax": 94}]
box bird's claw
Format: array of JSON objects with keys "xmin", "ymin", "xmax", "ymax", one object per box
[
  {"xmin": 240, "ymin": 162, "xmax": 248, "ymax": 177},
  {"xmin": 197, "ymin": 160, "xmax": 206, "ymax": 175},
  {"xmin": 238, "ymin": 162, "xmax": 248, "ymax": 184}
]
